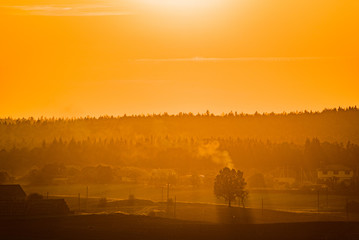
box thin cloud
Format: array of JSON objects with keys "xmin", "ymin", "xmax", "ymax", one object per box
[
  {"xmin": 136, "ymin": 57, "xmax": 331, "ymax": 62},
  {"xmin": 5, "ymin": 5, "xmax": 133, "ymax": 16}
]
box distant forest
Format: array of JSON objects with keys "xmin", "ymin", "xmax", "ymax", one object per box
[
  {"xmin": 1, "ymin": 107, "xmax": 359, "ymax": 150},
  {"xmin": 0, "ymin": 107, "xmax": 359, "ymax": 182},
  {"xmin": 1, "ymin": 137, "xmax": 358, "ymax": 175}
]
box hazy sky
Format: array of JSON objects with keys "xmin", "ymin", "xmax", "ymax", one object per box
[{"xmin": 1, "ymin": 0, "xmax": 358, "ymax": 117}]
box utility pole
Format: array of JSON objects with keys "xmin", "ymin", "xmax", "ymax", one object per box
[
  {"xmin": 161, "ymin": 186, "xmax": 164, "ymax": 202},
  {"xmin": 78, "ymin": 193, "xmax": 81, "ymax": 212},
  {"xmin": 317, "ymin": 189, "xmax": 320, "ymax": 214},
  {"xmin": 346, "ymin": 198, "xmax": 349, "ymax": 221},
  {"xmin": 174, "ymin": 196, "xmax": 177, "ymax": 218},
  {"xmin": 86, "ymin": 186, "xmax": 88, "ymax": 212},
  {"xmin": 166, "ymin": 184, "xmax": 170, "ymax": 217},
  {"xmin": 326, "ymin": 188, "xmax": 329, "ymax": 208},
  {"xmin": 300, "ymin": 168, "xmax": 303, "ymax": 184},
  {"xmin": 167, "ymin": 183, "xmax": 170, "ymax": 202}
]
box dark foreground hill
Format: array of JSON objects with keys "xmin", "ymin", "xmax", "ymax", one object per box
[{"xmin": 1, "ymin": 214, "xmax": 359, "ymax": 240}]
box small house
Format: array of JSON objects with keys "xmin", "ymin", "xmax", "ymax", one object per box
[{"xmin": 317, "ymin": 165, "xmax": 354, "ymax": 183}]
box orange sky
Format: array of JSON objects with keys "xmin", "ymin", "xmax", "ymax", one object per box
[{"xmin": 0, "ymin": 0, "xmax": 358, "ymax": 117}]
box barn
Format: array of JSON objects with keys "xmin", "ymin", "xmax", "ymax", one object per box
[
  {"xmin": 0, "ymin": 184, "xmax": 70, "ymax": 216},
  {"xmin": 26, "ymin": 199, "xmax": 70, "ymax": 216},
  {"xmin": 0, "ymin": 185, "xmax": 27, "ymax": 216}
]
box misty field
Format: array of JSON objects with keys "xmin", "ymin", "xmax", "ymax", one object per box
[{"xmin": 23, "ymin": 184, "xmax": 358, "ymax": 214}]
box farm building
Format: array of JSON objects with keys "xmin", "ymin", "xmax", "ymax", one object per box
[
  {"xmin": 0, "ymin": 185, "xmax": 27, "ymax": 216},
  {"xmin": 27, "ymin": 199, "xmax": 70, "ymax": 216},
  {"xmin": 317, "ymin": 165, "xmax": 354, "ymax": 183},
  {"xmin": 0, "ymin": 184, "xmax": 70, "ymax": 216},
  {"xmin": 0, "ymin": 184, "xmax": 26, "ymax": 201}
]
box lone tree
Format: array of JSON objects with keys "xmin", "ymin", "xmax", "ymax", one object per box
[{"xmin": 214, "ymin": 167, "xmax": 248, "ymax": 207}]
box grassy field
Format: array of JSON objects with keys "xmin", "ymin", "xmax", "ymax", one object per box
[
  {"xmin": 4, "ymin": 185, "xmax": 359, "ymax": 239},
  {"xmin": 23, "ymin": 184, "xmax": 359, "ymax": 213},
  {"xmin": 40, "ymin": 195, "xmax": 358, "ymax": 224}
]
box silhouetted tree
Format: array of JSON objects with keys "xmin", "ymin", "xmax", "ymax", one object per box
[
  {"xmin": 0, "ymin": 171, "xmax": 13, "ymax": 184},
  {"xmin": 214, "ymin": 167, "xmax": 248, "ymax": 207},
  {"xmin": 26, "ymin": 193, "xmax": 43, "ymax": 201}
]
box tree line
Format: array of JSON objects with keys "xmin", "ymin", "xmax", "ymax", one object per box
[
  {"xmin": 0, "ymin": 107, "xmax": 358, "ymax": 151},
  {"xmin": 1, "ymin": 137, "xmax": 358, "ymax": 177}
]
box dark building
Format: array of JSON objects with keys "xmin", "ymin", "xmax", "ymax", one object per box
[
  {"xmin": 0, "ymin": 184, "xmax": 26, "ymax": 201},
  {"xmin": 0, "ymin": 184, "xmax": 70, "ymax": 216},
  {"xmin": 27, "ymin": 199, "xmax": 70, "ymax": 216},
  {"xmin": 0, "ymin": 185, "xmax": 27, "ymax": 216}
]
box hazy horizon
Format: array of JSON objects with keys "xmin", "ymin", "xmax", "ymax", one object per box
[
  {"xmin": 1, "ymin": 0, "xmax": 358, "ymax": 118},
  {"xmin": 1, "ymin": 106, "xmax": 358, "ymax": 119},
  {"xmin": 1, "ymin": 1, "xmax": 359, "ymax": 237}
]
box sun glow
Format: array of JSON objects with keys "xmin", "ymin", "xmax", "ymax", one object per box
[
  {"xmin": 0, "ymin": 0, "xmax": 358, "ymax": 117},
  {"xmin": 141, "ymin": 0, "xmax": 220, "ymax": 8},
  {"xmin": 134, "ymin": 0, "xmax": 225, "ymax": 14}
]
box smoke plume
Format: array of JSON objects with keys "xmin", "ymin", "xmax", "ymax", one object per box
[{"xmin": 197, "ymin": 141, "xmax": 234, "ymax": 169}]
